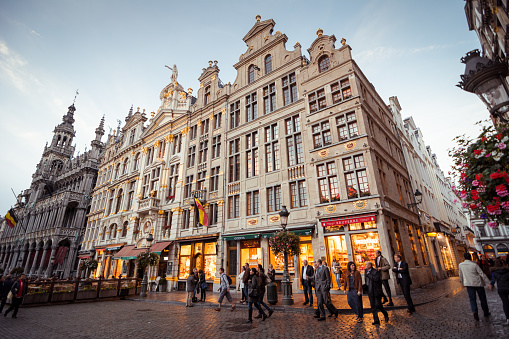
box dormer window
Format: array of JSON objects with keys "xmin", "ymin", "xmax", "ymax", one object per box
[
  {"xmin": 248, "ymin": 65, "xmax": 255, "ymax": 84},
  {"xmin": 265, "ymin": 55, "xmax": 272, "ymax": 74},
  {"xmin": 204, "ymin": 86, "xmax": 211, "ymax": 105},
  {"xmin": 318, "ymin": 55, "xmax": 330, "ymax": 73}
]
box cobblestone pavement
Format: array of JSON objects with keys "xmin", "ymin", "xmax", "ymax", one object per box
[{"xmin": 1, "ymin": 278, "xmax": 508, "ymax": 338}]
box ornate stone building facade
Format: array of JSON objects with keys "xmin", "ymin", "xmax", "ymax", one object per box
[
  {"xmin": 78, "ymin": 17, "xmax": 464, "ymax": 294},
  {"xmin": 0, "ymin": 104, "xmax": 104, "ymax": 278}
]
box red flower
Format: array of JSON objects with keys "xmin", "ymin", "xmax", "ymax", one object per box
[
  {"xmin": 496, "ymin": 134, "xmax": 503, "ymax": 140},
  {"xmin": 473, "ymin": 150, "xmax": 482, "ymax": 155},
  {"xmin": 469, "ymin": 203, "xmax": 477, "ymax": 210},
  {"xmin": 481, "ymin": 137, "xmax": 487, "ymax": 142},
  {"xmin": 491, "ymin": 172, "xmax": 500, "ymax": 180},
  {"xmin": 471, "ymin": 190, "xmax": 480, "ymax": 200},
  {"xmin": 475, "ymin": 174, "xmax": 483, "ymax": 180}
]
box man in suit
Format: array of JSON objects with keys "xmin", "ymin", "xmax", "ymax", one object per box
[
  {"xmin": 314, "ymin": 259, "xmax": 333, "ymax": 321},
  {"xmin": 375, "ymin": 250, "xmax": 394, "ymax": 306},
  {"xmin": 365, "ymin": 262, "xmax": 389, "ymax": 325},
  {"xmin": 301, "ymin": 259, "xmax": 314, "ymax": 306},
  {"xmin": 392, "ymin": 254, "xmax": 415, "ymax": 313}
]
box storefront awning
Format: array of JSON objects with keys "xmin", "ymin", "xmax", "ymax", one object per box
[
  {"xmin": 78, "ymin": 255, "xmax": 90, "ymax": 259},
  {"xmin": 321, "ymin": 213, "xmax": 376, "ymax": 227},
  {"xmin": 112, "ymin": 245, "xmax": 147, "ymax": 260},
  {"xmin": 107, "ymin": 246, "xmax": 123, "ymax": 251},
  {"xmin": 150, "ymin": 241, "xmax": 173, "ymax": 254},
  {"xmin": 223, "ymin": 233, "xmax": 260, "ymax": 241},
  {"xmin": 261, "ymin": 229, "xmax": 313, "ymax": 238}
]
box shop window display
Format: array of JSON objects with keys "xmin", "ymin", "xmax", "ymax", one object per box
[
  {"xmin": 240, "ymin": 240, "xmax": 261, "ymax": 268},
  {"xmin": 178, "ymin": 245, "xmax": 192, "ymax": 279},
  {"xmin": 350, "ymin": 232, "xmax": 381, "ymax": 273},
  {"xmin": 326, "ymin": 235, "xmax": 348, "ymax": 288},
  {"xmin": 270, "ymin": 251, "xmax": 295, "ymax": 273},
  {"xmin": 349, "ymin": 221, "xmax": 376, "ymax": 231},
  {"xmin": 204, "ymin": 242, "xmax": 217, "ymax": 280}
]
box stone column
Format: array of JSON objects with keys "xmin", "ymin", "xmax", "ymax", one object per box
[
  {"xmin": 99, "ymin": 251, "xmax": 107, "ymax": 277},
  {"xmin": 37, "ymin": 247, "xmax": 50, "ymax": 276},
  {"xmin": 63, "ymin": 244, "xmax": 78, "ymax": 278},
  {"xmin": 29, "ymin": 247, "xmax": 42, "ymax": 275},
  {"xmin": 23, "ymin": 248, "xmax": 34, "ymax": 275},
  {"xmin": 9, "ymin": 248, "xmax": 20, "ymax": 273},
  {"xmin": 45, "ymin": 245, "xmax": 59, "ymax": 277}
]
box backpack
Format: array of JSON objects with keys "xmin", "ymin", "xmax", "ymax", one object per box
[{"xmin": 226, "ymin": 274, "xmax": 232, "ymax": 285}]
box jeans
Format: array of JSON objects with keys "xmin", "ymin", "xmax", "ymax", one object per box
[
  {"xmin": 4, "ymin": 297, "xmax": 22, "ymax": 317},
  {"xmin": 200, "ymin": 287, "xmax": 206, "ymax": 301},
  {"xmin": 498, "ymin": 291, "xmax": 509, "ymax": 319},
  {"xmin": 466, "ymin": 286, "xmax": 489, "ymax": 315},
  {"xmin": 334, "ymin": 273, "xmax": 341, "ymax": 289},
  {"xmin": 302, "ymin": 280, "xmax": 313, "ymax": 305},
  {"xmin": 0, "ymin": 297, "xmax": 7, "ymax": 313}
]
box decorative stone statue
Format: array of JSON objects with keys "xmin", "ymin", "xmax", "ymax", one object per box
[{"xmin": 165, "ymin": 64, "xmax": 178, "ymax": 83}]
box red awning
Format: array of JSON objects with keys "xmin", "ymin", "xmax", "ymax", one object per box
[
  {"xmin": 78, "ymin": 255, "xmax": 90, "ymax": 260},
  {"xmin": 321, "ymin": 213, "xmax": 376, "ymax": 227},
  {"xmin": 150, "ymin": 241, "xmax": 173, "ymax": 254},
  {"xmin": 112, "ymin": 245, "xmax": 146, "ymax": 260}
]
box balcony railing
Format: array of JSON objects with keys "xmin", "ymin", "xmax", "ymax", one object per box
[
  {"xmin": 138, "ymin": 197, "xmax": 160, "ymax": 211},
  {"xmin": 191, "ymin": 189, "xmax": 207, "ymax": 201}
]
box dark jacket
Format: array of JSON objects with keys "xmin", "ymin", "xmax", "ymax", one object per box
[
  {"xmin": 344, "ymin": 270, "xmax": 363, "ymax": 293},
  {"xmin": 199, "ymin": 272, "xmax": 206, "ymax": 284},
  {"xmin": 186, "ymin": 274, "xmax": 197, "ymax": 292},
  {"xmin": 11, "ymin": 279, "xmax": 28, "ymax": 298},
  {"xmin": 392, "ymin": 260, "xmax": 412, "ymax": 286},
  {"xmin": 365, "ymin": 268, "xmax": 383, "ymax": 297},
  {"xmin": 491, "ymin": 266, "xmax": 509, "ymax": 292},
  {"xmin": 1, "ymin": 277, "xmax": 14, "ymax": 298},
  {"xmin": 243, "ymin": 268, "xmax": 250, "ymax": 284},
  {"xmin": 301, "ymin": 264, "xmax": 314, "ymax": 285},
  {"xmin": 247, "ymin": 274, "xmax": 260, "ymax": 303},
  {"xmin": 267, "ymin": 268, "xmax": 276, "ymax": 283}
]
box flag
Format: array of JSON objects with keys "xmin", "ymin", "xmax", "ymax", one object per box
[
  {"xmin": 5, "ymin": 208, "xmax": 18, "ymax": 228},
  {"xmin": 194, "ymin": 197, "xmax": 209, "ymax": 227}
]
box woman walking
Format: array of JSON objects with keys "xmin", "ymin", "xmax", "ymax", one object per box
[
  {"xmin": 490, "ymin": 259, "xmax": 509, "ymax": 325},
  {"xmin": 255, "ymin": 265, "xmax": 274, "ymax": 318},
  {"xmin": 199, "ymin": 269, "xmax": 207, "ymax": 302},
  {"xmin": 344, "ymin": 261, "xmax": 364, "ymax": 322},
  {"xmin": 246, "ymin": 267, "xmax": 267, "ymax": 323},
  {"xmin": 238, "ymin": 266, "xmax": 247, "ymax": 304}
]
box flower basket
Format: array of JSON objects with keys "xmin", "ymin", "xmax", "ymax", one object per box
[{"xmin": 268, "ymin": 230, "xmax": 301, "ymax": 257}]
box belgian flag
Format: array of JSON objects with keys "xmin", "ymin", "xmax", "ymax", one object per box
[
  {"xmin": 193, "ymin": 197, "xmax": 209, "ymax": 227},
  {"xmin": 5, "ymin": 208, "xmax": 18, "ymax": 228}
]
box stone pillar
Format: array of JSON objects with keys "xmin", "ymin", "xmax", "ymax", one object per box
[
  {"xmin": 45, "ymin": 245, "xmax": 59, "ymax": 278},
  {"xmin": 29, "ymin": 247, "xmax": 41, "ymax": 275},
  {"xmin": 23, "ymin": 248, "xmax": 34, "ymax": 275},
  {"xmin": 99, "ymin": 251, "xmax": 106, "ymax": 277},
  {"xmin": 63, "ymin": 244, "xmax": 78, "ymax": 278},
  {"xmin": 37, "ymin": 247, "xmax": 50, "ymax": 276},
  {"xmin": 9, "ymin": 248, "xmax": 20, "ymax": 273}
]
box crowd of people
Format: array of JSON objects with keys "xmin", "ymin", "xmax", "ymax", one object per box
[{"xmin": 0, "ymin": 273, "xmax": 28, "ymax": 318}]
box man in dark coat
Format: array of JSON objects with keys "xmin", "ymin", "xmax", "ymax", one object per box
[
  {"xmin": 365, "ymin": 262, "xmax": 389, "ymax": 325},
  {"xmin": 4, "ymin": 274, "xmax": 28, "ymax": 318},
  {"xmin": 186, "ymin": 272, "xmax": 197, "ymax": 307},
  {"xmin": 0, "ymin": 275, "xmax": 14, "ymax": 313},
  {"xmin": 392, "ymin": 254, "xmax": 415, "ymax": 313},
  {"xmin": 301, "ymin": 259, "xmax": 314, "ymax": 306}
]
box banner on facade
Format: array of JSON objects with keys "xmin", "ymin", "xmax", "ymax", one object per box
[
  {"xmin": 320, "ymin": 213, "xmax": 376, "ymax": 227},
  {"xmin": 54, "ymin": 246, "xmax": 68, "ymax": 265}
]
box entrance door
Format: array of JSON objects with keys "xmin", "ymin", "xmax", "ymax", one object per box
[{"xmin": 229, "ymin": 249, "xmax": 237, "ymax": 276}]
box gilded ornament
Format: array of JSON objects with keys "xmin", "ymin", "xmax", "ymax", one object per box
[
  {"xmin": 341, "ymin": 38, "xmax": 347, "ymax": 46},
  {"xmin": 316, "ymin": 28, "xmax": 323, "ymax": 36},
  {"xmin": 344, "ymin": 141, "xmax": 356, "ymax": 150},
  {"xmin": 353, "ymin": 200, "xmax": 368, "ymax": 210},
  {"xmin": 248, "ymin": 219, "xmax": 258, "ymax": 226},
  {"xmin": 325, "ymin": 205, "xmax": 336, "ymax": 213},
  {"xmin": 211, "ymin": 75, "xmax": 216, "ymax": 80},
  {"xmin": 269, "ymin": 215, "xmax": 281, "ymax": 223},
  {"xmin": 318, "ymin": 149, "xmax": 329, "ymax": 157}
]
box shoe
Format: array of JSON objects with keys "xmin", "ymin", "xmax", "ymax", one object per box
[
  {"xmin": 303, "ymin": 301, "xmax": 308, "ymax": 305},
  {"xmin": 268, "ymin": 310, "xmax": 274, "ymax": 318},
  {"xmin": 214, "ymin": 308, "xmax": 221, "ymax": 312},
  {"xmin": 262, "ymin": 313, "xmax": 267, "ymax": 321},
  {"xmin": 382, "ymin": 298, "xmax": 388, "ymax": 304},
  {"xmin": 386, "ymin": 302, "xmax": 394, "ymax": 307},
  {"xmin": 254, "ymin": 314, "xmax": 262, "ymax": 319},
  {"xmin": 372, "ymin": 321, "xmax": 380, "ymax": 325},
  {"xmin": 473, "ymin": 312, "xmax": 479, "ymax": 321},
  {"xmin": 318, "ymin": 317, "xmax": 326, "ymax": 321},
  {"xmin": 357, "ymin": 318, "xmax": 363, "ymax": 323},
  {"xmin": 246, "ymin": 319, "xmax": 252, "ymax": 323},
  {"xmin": 484, "ymin": 312, "xmax": 491, "ymax": 317},
  {"xmin": 231, "ymin": 305, "xmax": 236, "ymax": 312},
  {"xmin": 335, "ymin": 310, "xmax": 339, "ymax": 319},
  {"xmin": 313, "ymin": 315, "xmax": 321, "ymax": 319},
  {"xmin": 384, "ymin": 316, "xmax": 389, "ymax": 322}
]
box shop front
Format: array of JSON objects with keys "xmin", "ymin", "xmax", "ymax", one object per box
[
  {"xmin": 321, "ymin": 213, "xmax": 380, "ymax": 289},
  {"xmin": 176, "ymin": 235, "xmax": 218, "ymax": 291},
  {"xmin": 112, "ymin": 245, "xmax": 146, "ymax": 278}
]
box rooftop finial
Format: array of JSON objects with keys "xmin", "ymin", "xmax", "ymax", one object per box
[
  {"xmin": 316, "ymin": 28, "xmax": 323, "ymax": 37},
  {"xmin": 73, "ymin": 89, "xmax": 79, "ymax": 104},
  {"xmin": 256, "ymin": 14, "xmax": 261, "ymax": 22}
]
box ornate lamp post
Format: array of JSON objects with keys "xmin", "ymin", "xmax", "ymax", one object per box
[
  {"xmin": 279, "ymin": 205, "xmax": 293, "ymax": 306},
  {"xmin": 139, "ymin": 233, "xmax": 154, "ymax": 298},
  {"xmin": 458, "ymin": 49, "xmax": 509, "ymax": 123}
]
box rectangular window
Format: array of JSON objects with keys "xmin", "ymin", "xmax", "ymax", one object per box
[
  {"xmin": 230, "ymin": 100, "xmax": 240, "ymax": 129},
  {"xmin": 168, "ymin": 163, "xmax": 179, "ymax": 198},
  {"xmin": 184, "ymin": 175, "xmax": 193, "ymax": 199},
  {"xmin": 228, "ymin": 138, "xmax": 240, "ymax": 182},
  {"xmin": 228, "ymin": 194, "xmax": 240, "ymax": 219},
  {"xmin": 267, "ymin": 185, "xmax": 282, "ymax": 212},
  {"xmin": 263, "ymin": 83, "xmax": 276, "ymax": 114},
  {"xmin": 210, "ymin": 166, "xmax": 220, "ymax": 192},
  {"xmin": 211, "ymin": 135, "xmax": 221, "ymax": 159},
  {"xmin": 392, "ymin": 219, "xmax": 405, "ymax": 261},
  {"xmin": 127, "ymin": 181, "xmax": 136, "ymax": 210},
  {"xmin": 189, "ymin": 125, "xmax": 197, "ymax": 140},
  {"xmin": 336, "ymin": 111, "xmax": 359, "ymax": 141},
  {"xmin": 142, "ymin": 174, "xmax": 150, "ymax": 198},
  {"xmin": 201, "ymin": 119, "xmax": 209, "ymax": 135},
  {"xmin": 197, "ymin": 170, "xmax": 207, "ymax": 191},
  {"xmin": 247, "ymin": 190, "xmax": 260, "ymax": 216},
  {"xmin": 265, "ymin": 123, "xmax": 280, "ymax": 172},
  {"xmin": 312, "ymin": 121, "xmax": 332, "ymax": 149},
  {"xmin": 343, "ymin": 154, "xmax": 370, "ymax": 199},
  {"xmin": 173, "ymin": 134, "xmax": 182, "ymax": 154},
  {"xmin": 213, "ymin": 112, "xmax": 222, "ymax": 130},
  {"xmin": 317, "ymin": 161, "xmax": 339, "ymax": 203},
  {"xmin": 198, "ymin": 140, "xmax": 208, "ymax": 164},
  {"xmin": 182, "ymin": 209, "xmax": 190, "ymax": 230},
  {"xmin": 246, "ymin": 92, "xmax": 257, "ymax": 122},
  {"xmin": 246, "ymin": 131, "xmax": 259, "ymax": 178},
  {"xmin": 187, "ymin": 145, "xmax": 196, "ymax": 168},
  {"xmin": 308, "ymin": 88, "xmax": 326, "ymax": 113},
  {"xmin": 285, "ymin": 115, "xmax": 303, "ymax": 166},
  {"xmin": 209, "ymin": 203, "xmax": 218, "ymax": 226},
  {"xmin": 282, "ymin": 72, "xmax": 297, "ymax": 106},
  {"xmin": 407, "ymin": 224, "xmax": 420, "ymax": 266},
  {"xmin": 145, "ymin": 148, "xmax": 153, "ymax": 166},
  {"xmin": 290, "ymin": 180, "xmax": 308, "ymax": 208},
  {"xmin": 150, "ymin": 167, "xmax": 160, "ymax": 192}
]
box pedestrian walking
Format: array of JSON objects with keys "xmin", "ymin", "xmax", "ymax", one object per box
[
  {"xmin": 215, "ymin": 267, "xmax": 235, "ymax": 312},
  {"xmin": 301, "ymin": 259, "xmax": 314, "ymax": 307},
  {"xmin": 192, "ymin": 268, "xmax": 199, "ymax": 302},
  {"xmin": 242, "ymin": 262, "xmax": 250, "ymax": 306},
  {"xmin": 198, "ymin": 269, "xmax": 207, "ymax": 302},
  {"xmin": 365, "ymin": 262, "xmax": 389, "ymax": 325},
  {"xmin": 254, "ymin": 265, "xmax": 273, "ymax": 318},
  {"xmin": 459, "ymin": 252, "xmax": 491, "ymax": 321},
  {"xmin": 237, "ymin": 266, "xmax": 247, "ymax": 304},
  {"xmin": 4, "ymin": 274, "xmax": 27, "ymax": 318},
  {"xmin": 392, "ymin": 254, "xmax": 415, "ymax": 314},
  {"xmin": 186, "ymin": 271, "xmax": 197, "ymax": 307},
  {"xmin": 313, "ymin": 259, "xmax": 335, "ymax": 321},
  {"xmin": 489, "ymin": 259, "xmax": 509, "ymax": 326},
  {"xmin": 344, "ymin": 261, "xmax": 363, "ymax": 322},
  {"xmin": 246, "ymin": 267, "xmax": 266, "ymax": 323},
  {"xmin": 375, "ymin": 250, "xmax": 394, "ymax": 306},
  {"xmin": 332, "ymin": 257, "xmax": 342, "ymax": 290},
  {"xmin": 267, "ymin": 264, "xmax": 276, "ymax": 283},
  {"xmin": 0, "ymin": 275, "xmax": 14, "ymax": 314}
]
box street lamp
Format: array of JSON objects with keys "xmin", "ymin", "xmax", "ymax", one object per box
[
  {"xmin": 458, "ymin": 49, "xmax": 509, "ymax": 123},
  {"xmin": 407, "ymin": 189, "xmax": 423, "ymax": 209},
  {"xmin": 278, "ymin": 205, "xmax": 293, "ymax": 305},
  {"xmin": 140, "ymin": 233, "xmax": 154, "ymax": 298}
]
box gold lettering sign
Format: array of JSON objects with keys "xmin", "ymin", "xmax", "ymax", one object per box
[
  {"xmin": 325, "ymin": 205, "xmax": 336, "ymax": 213},
  {"xmin": 248, "ymin": 219, "xmax": 258, "ymax": 226},
  {"xmin": 353, "ymin": 200, "xmax": 367, "ymax": 210},
  {"xmin": 345, "ymin": 141, "xmax": 356, "ymax": 150},
  {"xmin": 269, "ymin": 215, "xmax": 281, "ymax": 223}
]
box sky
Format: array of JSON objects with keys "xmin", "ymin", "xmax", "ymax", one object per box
[{"xmin": 0, "ymin": 0, "xmax": 488, "ymax": 213}]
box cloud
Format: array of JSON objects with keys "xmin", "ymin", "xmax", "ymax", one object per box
[
  {"xmin": 30, "ymin": 30, "xmax": 41, "ymax": 37},
  {"xmin": 0, "ymin": 40, "xmax": 40, "ymax": 92}
]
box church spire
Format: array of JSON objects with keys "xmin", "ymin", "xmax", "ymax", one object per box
[
  {"xmin": 125, "ymin": 105, "xmax": 133, "ymax": 122},
  {"xmin": 95, "ymin": 115, "xmax": 105, "ymax": 141}
]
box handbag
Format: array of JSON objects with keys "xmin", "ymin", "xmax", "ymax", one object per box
[
  {"xmin": 248, "ymin": 288, "xmax": 258, "ymax": 298},
  {"xmin": 201, "ymin": 282, "xmax": 208, "ymax": 290},
  {"xmin": 7, "ymin": 291, "xmax": 13, "ymax": 301}
]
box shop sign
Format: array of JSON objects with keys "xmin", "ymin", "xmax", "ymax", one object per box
[
  {"xmin": 324, "ymin": 225, "xmax": 346, "ymax": 233},
  {"xmin": 353, "ymin": 200, "xmax": 367, "ymax": 210},
  {"xmin": 321, "ymin": 213, "xmax": 376, "ymax": 227},
  {"xmin": 241, "ymin": 239, "xmax": 260, "ymax": 249},
  {"xmin": 352, "ymin": 237, "xmax": 379, "ymax": 245},
  {"xmin": 223, "ymin": 233, "xmax": 260, "ymax": 241}
]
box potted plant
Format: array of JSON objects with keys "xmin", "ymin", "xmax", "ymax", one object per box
[
  {"xmin": 51, "ymin": 289, "xmax": 74, "ymax": 302},
  {"xmin": 136, "ymin": 249, "xmax": 159, "ymax": 297},
  {"xmin": 23, "ymin": 288, "xmax": 49, "ymax": 304},
  {"xmin": 158, "ymin": 275, "xmax": 167, "ymax": 292}
]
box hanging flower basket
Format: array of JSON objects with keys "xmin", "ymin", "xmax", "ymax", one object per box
[
  {"xmin": 449, "ymin": 123, "xmax": 509, "ymax": 227},
  {"xmin": 268, "ymin": 230, "xmax": 301, "ymax": 257},
  {"xmin": 79, "ymin": 259, "xmax": 98, "ymax": 271},
  {"xmin": 136, "ymin": 250, "xmax": 159, "ymax": 270}
]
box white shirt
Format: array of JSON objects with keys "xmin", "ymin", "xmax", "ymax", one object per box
[
  {"xmin": 397, "ymin": 262, "xmax": 402, "ymax": 278},
  {"xmin": 238, "ymin": 271, "xmax": 245, "ymax": 288},
  {"xmin": 303, "ymin": 265, "xmax": 308, "ymax": 280}
]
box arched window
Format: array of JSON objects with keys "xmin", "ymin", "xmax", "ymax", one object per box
[
  {"xmin": 122, "ymin": 158, "xmax": 129, "ymax": 175},
  {"xmin": 121, "ymin": 221, "xmax": 128, "ymax": 237},
  {"xmin": 265, "ymin": 55, "xmax": 272, "ymax": 74},
  {"xmin": 115, "ymin": 164, "xmax": 121, "ymax": 179},
  {"xmin": 204, "ymin": 86, "xmax": 211, "ymax": 105},
  {"xmin": 134, "ymin": 153, "xmax": 141, "ymax": 171},
  {"xmin": 318, "ymin": 55, "xmax": 330, "ymax": 73},
  {"xmin": 109, "ymin": 224, "xmax": 117, "ymax": 239},
  {"xmin": 248, "ymin": 65, "xmax": 255, "ymax": 84},
  {"xmin": 101, "ymin": 226, "xmax": 107, "ymax": 240},
  {"xmin": 62, "ymin": 136, "xmax": 67, "ymax": 147}
]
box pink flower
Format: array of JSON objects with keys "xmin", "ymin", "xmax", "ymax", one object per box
[
  {"xmin": 488, "ymin": 221, "xmax": 498, "ymax": 228},
  {"xmin": 485, "ymin": 153, "xmax": 491, "ymax": 157},
  {"xmin": 496, "ymin": 184, "xmax": 509, "ymax": 197},
  {"xmin": 472, "ymin": 180, "xmax": 479, "ymax": 187},
  {"xmin": 499, "ymin": 142, "xmax": 507, "ymax": 150},
  {"xmin": 502, "ymin": 202, "xmax": 509, "ymax": 211},
  {"xmin": 453, "ymin": 199, "xmax": 457, "ymax": 203},
  {"xmin": 462, "ymin": 202, "xmax": 468, "ymax": 208}
]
